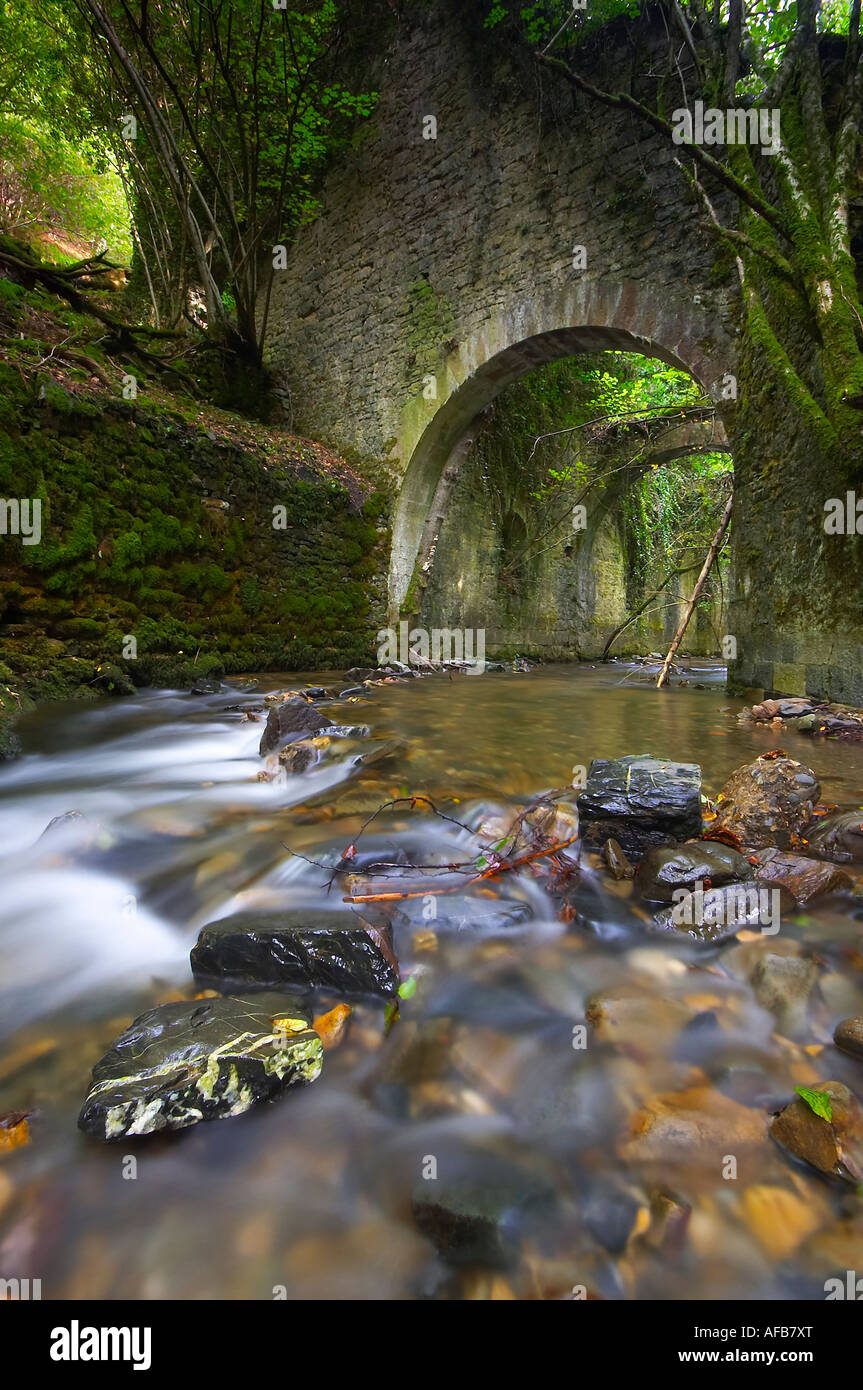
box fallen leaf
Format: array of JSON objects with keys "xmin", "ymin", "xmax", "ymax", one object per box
[
  {"xmin": 312, "ymin": 1003, "xmax": 352, "ymax": 1050},
  {"xmin": 0, "ymin": 1111, "xmax": 31, "ymax": 1154}
]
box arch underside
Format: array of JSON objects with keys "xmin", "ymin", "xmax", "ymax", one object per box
[{"xmin": 389, "ymin": 320, "xmax": 733, "ymax": 621}]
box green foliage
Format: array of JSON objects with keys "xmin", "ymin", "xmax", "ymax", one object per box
[
  {"xmin": 484, "ymin": 0, "xmax": 640, "ymax": 47},
  {"xmin": 0, "ymin": 1, "xmax": 131, "ymax": 256},
  {"xmin": 64, "ymin": 0, "xmax": 380, "ymax": 356},
  {"xmin": 794, "ymin": 1086, "xmax": 833, "ymax": 1122},
  {"xmin": 484, "ymin": 0, "xmax": 853, "ymax": 81}
]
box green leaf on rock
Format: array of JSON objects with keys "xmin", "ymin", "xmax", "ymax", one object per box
[
  {"xmin": 398, "ymin": 976, "xmax": 418, "ymax": 1000},
  {"xmin": 794, "ymin": 1086, "xmax": 832, "ymax": 1122}
]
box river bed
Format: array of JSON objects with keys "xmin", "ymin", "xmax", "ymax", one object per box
[{"xmin": 1, "ymin": 661, "xmax": 862, "ymax": 1299}]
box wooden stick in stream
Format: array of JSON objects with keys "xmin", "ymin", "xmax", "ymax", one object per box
[
  {"xmin": 656, "ymin": 489, "xmax": 733, "ymax": 689},
  {"xmin": 344, "ymin": 833, "xmax": 580, "ymax": 903}
]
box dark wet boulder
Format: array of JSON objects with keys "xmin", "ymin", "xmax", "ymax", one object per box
[
  {"xmin": 803, "ymin": 811, "xmax": 863, "ymax": 863},
  {"xmin": 576, "ymin": 754, "xmax": 702, "ymax": 857},
  {"xmin": 713, "ymin": 754, "xmax": 820, "ymax": 849},
  {"xmin": 636, "ymin": 842, "xmax": 753, "ymax": 903},
  {"xmin": 750, "ymin": 846, "xmax": 852, "ymax": 901},
  {"xmin": 78, "ymin": 992, "xmax": 321, "ymax": 1141},
  {"xmin": 191, "ymin": 908, "xmax": 399, "ymax": 997},
  {"xmin": 411, "ymin": 1151, "xmax": 558, "ymax": 1267},
  {"xmin": 769, "ymin": 1081, "xmax": 863, "ymax": 1183},
  {"xmin": 259, "ymin": 697, "xmax": 332, "ymax": 755},
  {"xmin": 649, "ymin": 881, "xmax": 771, "ymax": 944},
  {"xmin": 834, "ymin": 1017, "xmax": 863, "ymax": 1062}
]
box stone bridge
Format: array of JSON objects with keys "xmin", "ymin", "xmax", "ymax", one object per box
[
  {"xmin": 266, "ymin": 3, "xmax": 860, "ymax": 699},
  {"xmin": 267, "ymin": 4, "xmax": 736, "ymax": 596}
]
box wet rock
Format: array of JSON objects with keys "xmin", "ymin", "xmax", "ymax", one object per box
[
  {"xmin": 740, "ymin": 1184, "xmax": 826, "ymax": 1260},
  {"xmin": 35, "ymin": 810, "xmax": 101, "ymax": 855},
  {"xmin": 750, "ymin": 953, "xmax": 819, "ymax": 1038},
  {"xmin": 392, "ymin": 893, "xmax": 532, "ymax": 936},
  {"xmin": 585, "ymin": 986, "xmax": 695, "ymax": 1048},
  {"xmin": 323, "ymin": 724, "xmax": 371, "ymax": 739},
  {"xmin": 191, "ymin": 908, "xmax": 399, "ymax": 997},
  {"xmin": 604, "ymin": 837, "xmax": 634, "ymax": 879},
  {"xmin": 833, "ymin": 1017, "xmax": 863, "ymax": 1062},
  {"xmin": 803, "ymin": 811, "xmax": 863, "ymax": 863},
  {"xmin": 649, "ymin": 881, "xmax": 769, "ymax": 944},
  {"xmin": 576, "ymin": 754, "xmax": 702, "ymax": 857},
  {"xmin": 411, "ymin": 1152, "xmax": 557, "ymax": 1268},
  {"xmin": 561, "ymin": 876, "xmax": 646, "ymax": 943},
  {"xmin": 522, "ymin": 798, "xmax": 579, "ymax": 847},
  {"xmin": 642, "ymin": 1189, "xmax": 691, "ymax": 1253},
  {"xmin": 581, "ymin": 1178, "xmax": 645, "ymax": 1254},
  {"xmin": 750, "ymin": 846, "xmax": 852, "ymax": 902},
  {"xmin": 351, "ymin": 737, "xmax": 406, "ymax": 769},
  {"xmin": 798, "ymin": 712, "xmax": 863, "ymax": 739},
  {"xmin": 799, "ymin": 1215, "xmax": 863, "ymax": 1278},
  {"xmin": 769, "ymin": 1081, "xmax": 863, "ymax": 1182},
  {"xmin": 277, "ymin": 741, "xmax": 321, "ymax": 774},
  {"xmin": 78, "ymin": 993, "xmax": 322, "ymax": 1140},
  {"xmin": 713, "ymin": 754, "xmax": 820, "ymax": 849},
  {"xmin": 188, "ymin": 679, "xmax": 221, "ymax": 695},
  {"xmin": 620, "ymin": 1085, "xmax": 767, "ymax": 1166},
  {"xmin": 259, "ymin": 697, "xmax": 332, "ymax": 755},
  {"xmin": 751, "ymin": 697, "xmax": 814, "ymax": 720},
  {"xmin": 636, "ymin": 842, "xmax": 753, "ymax": 903}
]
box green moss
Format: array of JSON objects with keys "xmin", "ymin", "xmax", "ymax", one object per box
[
  {"xmin": 0, "ymin": 354, "xmax": 387, "ymax": 726},
  {"xmin": 402, "ymin": 278, "xmax": 456, "ymax": 392}
]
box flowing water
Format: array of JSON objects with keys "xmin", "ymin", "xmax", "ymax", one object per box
[{"xmin": 1, "ymin": 663, "xmax": 862, "ymax": 1299}]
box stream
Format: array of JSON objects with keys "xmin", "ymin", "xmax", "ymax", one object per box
[{"xmin": 1, "ymin": 662, "xmax": 862, "ymax": 1299}]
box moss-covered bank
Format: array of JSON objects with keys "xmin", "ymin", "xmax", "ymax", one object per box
[{"xmin": 0, "ymin": 308, "xmax": 389, "ymax": 756}]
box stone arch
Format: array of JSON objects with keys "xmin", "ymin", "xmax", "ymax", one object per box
[{"xmin": 389, "ymin": 279, "xmax": 735, "ymax": 619}]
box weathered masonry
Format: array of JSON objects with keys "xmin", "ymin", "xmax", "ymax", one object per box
[{"xmin": 266, "ymin": 2, "xmax": 863, "ymax": 700}]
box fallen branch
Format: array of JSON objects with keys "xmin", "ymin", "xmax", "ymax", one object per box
[
  {"xmin": 656, "ymin": 489, "xmax": 734, "ymax": 688},
  {"xmin": 602, "ymin": 561, "xmax": 702, "ymax": 659},
  {"xmin": 343, "ymin": 834, "xmax": 580, "ymax": 903}
]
